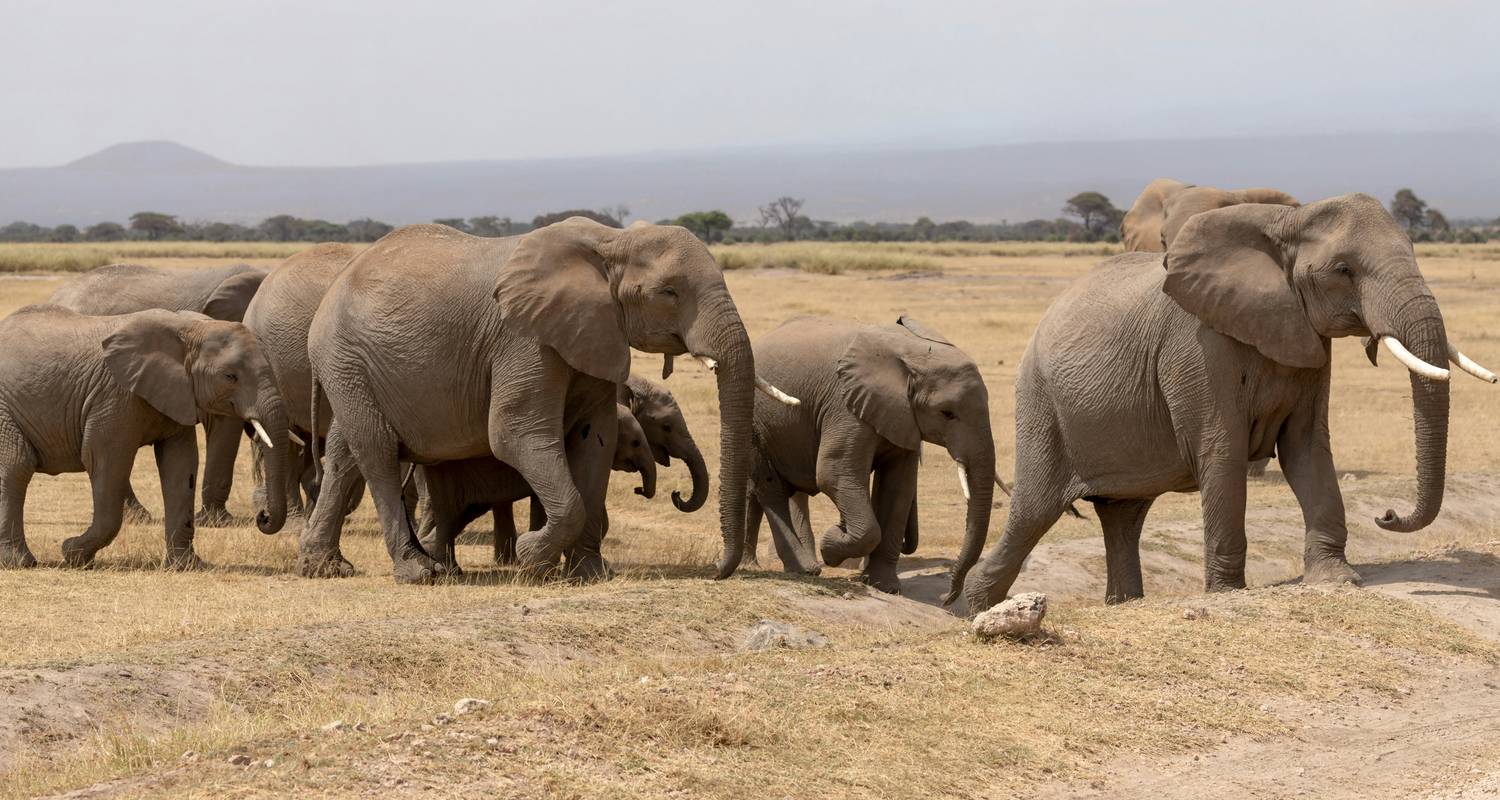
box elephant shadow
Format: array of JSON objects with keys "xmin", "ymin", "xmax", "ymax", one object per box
[
  {"xmin": 29, "ymin": 557, "xmax": 289, "ymax": 577},
  {"xmin": 1354, "ymin": 548, "xmax": 1500, "ymax": 602},
  {"xmin": 893, "ymin": 556, "xmax": 965, "ymax": 615}
]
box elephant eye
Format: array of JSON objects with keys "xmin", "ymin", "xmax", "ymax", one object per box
[
  {"xmin": 941, "ymin": 410, "xmax": 957, "ymax": 421},
  {"xmin": 662, "ymin": 423, "xmax": 673, "ymax": 433},
  {"xmin": 224, "ymin": 372, "xmax": 238, "ymax": 383},
  {"xmin": 659, "ymin": 286, "xmax": 678, "ymax": 298},
  {"xmin": 1334, "ymin": 263, "xmax": 1352, "ymax": 276},
  {"xmin": 632, "ymin": 439, "xmax": 641, "ymax": 447}
]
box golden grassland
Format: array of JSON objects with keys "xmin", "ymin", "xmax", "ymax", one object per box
[{"xmin": 0, "ymin": 243, "xmax": 1498, "ymax": 797}]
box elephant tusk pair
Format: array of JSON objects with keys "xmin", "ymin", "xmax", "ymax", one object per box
[
  {"xmin": 1367, "ymin": 336, "xmax": 1495, "ymax": 384},
  {"xmin": 694, "ymin": 355, "xmax": 802, "ymax": 406},
  {"xmin": 250, "ymin": 419, "xmax": 275, "ymax": 449}
]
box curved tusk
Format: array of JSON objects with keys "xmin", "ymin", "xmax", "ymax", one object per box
[
  {"xmin": 250, "ymin": 419, "xmax": 275, "ymax": 449},
  {"xmin": 695, "ymin": 354, "xmax": 801, "ymax": 406},
  {"xmin": 1447, "ymin": 343, "xmax": 1497, "ymax": 384},
  {"xmin": 1380, "ymin": 337, "xmax": 1449, "ymax": 381},
  {"xmin": 287, "ymin": 430, "xmax": 306, "ymax": 448},
  {"xmin": 956, "ymin": 465, "xmax": 971, "ymax": 501}
]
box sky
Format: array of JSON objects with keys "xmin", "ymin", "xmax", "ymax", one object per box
[{"xmin": 2, "ymin": 0, "xmax": 1497, "ymax": 167}]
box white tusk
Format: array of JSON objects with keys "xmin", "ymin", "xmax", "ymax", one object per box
[
  {"xmin": 956, "ymin": 465, "xmax": 971, "ymax": 501},
  {"xmin": 251, "ymin": 419, "xmax": 274, "ymax": 449},
  {"xmin": 695, "ymin": 354, "xmax": 800, "ymax": 406},
  {"xmin": 1447, "ymin": 343, "xmax": 1497, "ymax": 384},
  {"xmin": 287, "ymin": 430, "xmax": 306, "ymax": 447},
  {"xmin": 1381, "ymin": 337, "xmax": 1449, "ymax": 382}
]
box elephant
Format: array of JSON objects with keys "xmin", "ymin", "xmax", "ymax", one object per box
[
  {"xmin": 0, "ymin": 306, "xmax": 289, "ymax": 569},
  {"xmin": 49, "ymin": 262, "xmax": 271, "ymax": 525},
  {"xmin": 300, "ymin": 219, "xmax": 793, "ymax": 583},
  {"xmin": 956, "ymin": 193, "xmax": 1495, "ymax": 613},
  {"xmin": 415, "ymin": 403, "xmax": 657, "ymax": 570},
  {"xmin": 1121, "ymin": 178, "xmax": 1299, "ymax": 253},
  {"xmin": 742, "ymin": 316, "xmax": 996, "ymax": 594},
  {"xmin": 240, "ymin": 243, "xmax": 362, "ymax": 516}
]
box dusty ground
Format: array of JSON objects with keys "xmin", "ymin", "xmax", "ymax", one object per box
[{"xmin": 0, "ymin": 242, "xmax": 1497, "ymax": 798}]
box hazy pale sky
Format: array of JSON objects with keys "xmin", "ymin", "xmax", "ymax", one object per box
[{"xmin": 3, "ymin": 0, "xmax": 1496, "ymax": 167}]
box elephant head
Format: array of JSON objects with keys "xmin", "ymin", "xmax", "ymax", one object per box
[
  {"xmin": 836, "ymin": 316, "xmax": 996, "ymax": 585},
  {"xmin": 619, "ymin": 375, "xmax": 708, "ymax": 512},
  {"xmin": 612, "ymin": 404, "xmax": 658, "ymax": 499},
  {"xmin": 1160, "ymin": 186, "xmax": 1300, "ymax": 251},
  {"xmin": 1164, "ymin": 192, "xmax": 1494, "ymax": 533},
  {"xmin": 101, "ymin": 310, "xmax": 291, "ymax": 534},
  {"xmin": 494, "ymin": 217, "xmax": 794, "ymax": 578}
]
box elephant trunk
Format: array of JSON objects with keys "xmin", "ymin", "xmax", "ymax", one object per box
[
  {"xmin": 671, "ymin": 437, "xmax": 710, "ymax": 512},
  {"xmin": 635, "ymin": 454, "xmax": 658, "ymax": 500},
  {"xmin": 687, "ymin": 293, "xmax": 755, "ymax": 579},
  {"xmin": 944, "ymin": 444, "xmax": 996, "ymax": 606},
  {"xmin": 1375, "ymin": 299, "xmax": 1450, "ymax": 533},
  {"xmin": 250, "ymin": 388, "xmax": 290, "ymax": 535}
]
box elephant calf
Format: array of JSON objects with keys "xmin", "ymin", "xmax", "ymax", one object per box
[
  {"xmin": 0, "ymin": 306, "xmax": 289, "ymax": 569},
  {"xmin": 745, "ymin": 316, "xmax": 996, "ymax": 594}
]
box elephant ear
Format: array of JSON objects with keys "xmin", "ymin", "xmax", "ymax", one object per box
[
  {"xmin": 1163, "ymin": 204, "xmax": 1327, "ymax": 369},
  {"xmin": 493, "ymin": 218, "xmax": 630, "ymax": 383},
  {"xmin": 102, "ymin": 311, "xmax": 199, "ymax": 426},
  {"xmin": 203, "ymin": 268, "xmax": 267, "ymax": 321},
  {"xmin": 896, "ymin": 315, "xmax": 953, "ymax": 347},
  {"xmin": 836, "ymin": 328, "xmax": 921, "ymax": 450}
]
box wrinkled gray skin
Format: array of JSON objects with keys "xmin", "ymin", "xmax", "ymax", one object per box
[
  {"xmin": 301, "ymin": 219, "xmax": 758, "ymax": 584},
  {"xmin": 744, "ymin": 316, "xmax": 996, "ymax": 594},
  {"xmin": 240, "ymin": 244, "xmax": 365, "ymax": 516},
  {"xmin": 416, "ymin": 404, "xmax": 656, "ymax": 570},
  {"xmin": 0, "ymin": 306, "xmax": 288, "ymax": 569},
  {"xmin": 960, "ymin": 194, "xmax": 1456, "ymax": 612},
  {"xmin": 49, "ymin": 262, "xmax": 270, "ymax": 525},
  {"xmin": 434, "ymin": 374, "xmax": 705, "ymax": 564}
]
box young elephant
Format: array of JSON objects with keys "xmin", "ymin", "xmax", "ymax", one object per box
[
  {"xmin": 416, "ymin": 404, "xmax": 656, "ymax": 571},
  {"xmin": 0, "ymin": 306, "xmax": 290, "ymax": 569},
  {"xmin": 957, "ymin": 193, "xmax": 1495, "ymax": 613},
  {"xmin": 746, "ymin": 316, "xmax": 996, "ymax": 593}
]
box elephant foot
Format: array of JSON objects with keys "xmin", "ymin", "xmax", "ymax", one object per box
[
  {"xmin": 565, "ymin": 551, "xmax": 613, "ymax": 583},
  {"xmin": 392, "ymin": 552, "xmax": 446, "ymax": 584},
  {"xmin": 164, "ymin": 550, "xmax": 210, "ymax": 572},
  {"xmin": 1104, "ymin": 589, "xmax": 1145, "ymax": 605},
  {"xmin": 0, "ymin": 543, "xmax": 37, "ymax": 568},
  {"xmin": 60, "ymin": 537, "xmax": 99, "ymax": 569},
  {"xmin": 1304, "ymin": 556, "xmax": 1362, "ymax": 587},
  {"xmin": 298, "ymin": 550, "xmax": 356, "ymax": 578},
  {"xmin": 859, "ymin": 568, "xmax": 900, "ymax": 594},
  {"xmin": 1204, "ymin": 573, "xmax": 1248, "ymax": 593},
  {"xmin": 818, "ymin": 525, "xmax": 876, "ymax": 569},
  {"xmin": 195, "ymin": 506, "xmax": 237, "ymax": 528},
  {"xmin": 513, "ymin": 531, "xmax": 561, "ymax": 579},
  {"xmin": 122, "ymin": 499, "xmax": 154, "ymax": 525}
]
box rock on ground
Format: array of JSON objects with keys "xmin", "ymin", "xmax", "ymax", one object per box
[
  {"xmin": 971, "ymin": 592, "xmax": 1047, "ymax": 640},
  {"xmin": 741, "ymin": 619, "xmax": 830, "ymax": 651}
]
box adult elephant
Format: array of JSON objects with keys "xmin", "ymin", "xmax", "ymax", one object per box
[
  {"xmin": 416, "ymin": 404, "xmax": 657, "ymax": 570},
  {"xmin": 1121, "ymin": 178, "xmax": 1299, "ymax": 253},
  {"xmin": 241, "ymin": 243, "xmax": 361, "ymax": 516},
  {"xmin": 49, "ymin": 262, "xmax": 270, "ymax": 525},
  {"xmin": 956, "ymin": 194, "xmax": 1494, "ymax": 613},
  {"xmin": 301, "ymin": 219, "xmax": 791, "ymax": 583},
  {"xmin": 744, "ymin": 316, "xmax": 996, "ymax": 594},
  {"xmin": 0, "ymin": 306, "xmax": 288, "ymax": 569}
]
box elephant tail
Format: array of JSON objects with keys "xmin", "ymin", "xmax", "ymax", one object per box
[{"xmin": 310, "ymin": 377, "xmax": 323, "ymax": 495}]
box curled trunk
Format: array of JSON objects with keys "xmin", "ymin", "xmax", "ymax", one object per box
[
  {"xmin": 635, "ymin": 456, "xmax": 658, "ymax": 499},
  {"xmin": 687, "ymin": 295, "xmax": 755, "ymax": 579},
  {"xmin": 253, "ymin": 390, "xmax": 290, "ymax": 534},
  {"xmin": 671, "ymin": 439, "xmax": 710, "ymax": 512},
  {"xmin": 1375, "ymin": 305, "xmax": 1449, "ymax": 532},
  {"xmin": 944, "ymin": 450, "xmax": 996, "ymax": 605}
]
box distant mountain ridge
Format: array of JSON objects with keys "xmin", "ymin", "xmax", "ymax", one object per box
[{"xmin": 2, "ymin": 131, "xmax": 1495, "ymax": 226}]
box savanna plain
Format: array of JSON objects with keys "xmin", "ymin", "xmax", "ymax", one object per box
[{"xmin": 2, "ymin": 240, "xmax": 1500, "ymax": 798}]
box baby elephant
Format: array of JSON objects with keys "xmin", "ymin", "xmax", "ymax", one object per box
[
  {"xmin": 0, "ymin": 306, "xmax": 290, "ymax": 569},
  {"xmin": 746, "ymin": 316, "xmax": 996, "ymax": 593},
  {"xmin": 416, "ymin": 404, "xmax": 656, "ymax": 572}
]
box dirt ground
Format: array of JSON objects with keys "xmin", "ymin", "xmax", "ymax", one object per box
[{"xmin": 0, "ymin": 242, "xmax": 1497, "ymax": 798}]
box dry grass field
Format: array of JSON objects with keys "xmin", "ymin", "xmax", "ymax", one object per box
[{"xmin": 1, "ymin": 241, "xmax": 1499, "ymax": 798}]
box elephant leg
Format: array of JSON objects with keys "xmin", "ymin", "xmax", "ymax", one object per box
[
  {"xmin": 1247, "ymin": 457, "xmax": 1270, "ymax": 479},
  {"xmin": 343, "ymin": 473, "xmax": 367, "ymax": 518},
  {"xmin": 756, "ymin": 480, "xmax": 821, "ymax": 575},
  {"xmin": 1278, "ymin": 394, "xmax": 1360, "ymax": 587},
  {"xmin": 742, "ymin": 492, "xmax": 763, "ymax": 568},
  {"xmin": 901, "ymin": 496, "xmax": 919, "ymax": 555},
  {"xmin": 0, "ymin": 423, "xmax": 37, "ymax": 568},
  {"xmin": 156, "ymin": 428, "xmax": 207, "ymax": 570},
  {"xmin": 1196, "ymin": 459, "xmax": 1248, "ymax": 592},
  {"xmin": 195, "ymin": 414, "xmax": 241, "ymax": 526},
  {"xmin": 1095, "ymin": 498, "xmax": 1153, "ymax": 604},
  {"xmin": 492, "ymin": 503, "xmax": 518, "ymax": 564},
  {"xmin": 297, "ymin": 444, "xmax": 318, "ymax": 513},
  {"xmin": 298, "ymin": 423, "xmax": 360, "ymax": 578},
  {"xmin": 122, "ymin": 482, "xmax": 153, "ymax": 524},
  {"xmin": 562, "ymin": 402, "xmax": 619, "ymax": 583},
  {"xmin": 61, "ymin": 449, "xmax": 137, "ymax": 567},
  {"xmin": 492, "ymin": 426, "xmax": 584, "ymax": 579},
  {"xmin": 344, "ymin": 423, "xmax": 443, "ymax": 584},
  {"xmin": 863, "ymin": 451, "xmax": 919, "ymax": 594},
  {"xmin": 790, "ymin": 493, "xmax": 816, "ymax": 560},
  {"xmin": 815, "ymin": 431, "xmax": 881, "ymax": 568}
]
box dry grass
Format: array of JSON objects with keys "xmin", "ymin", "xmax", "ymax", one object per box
[
  {"xmin": 712, "ymin": 242, "xmax": 941, "ymax": 274},
  {"xmin": 1, "ymin": 243, "xmax": 1499, "ymax": 797},
  {"xmin": 0, "ymin": 241, "xmax": 327, "ymax": 273}
]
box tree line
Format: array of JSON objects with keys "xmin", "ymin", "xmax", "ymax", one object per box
[{"xmin": 1, "ymin": 188, "xmax": 1492, "ymax": 245}]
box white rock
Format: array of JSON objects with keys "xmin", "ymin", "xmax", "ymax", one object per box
[
  {"xmin": 971, "ymin": 592, "xmax": 1047, "ymax": 640},
  {"xmin": 453, "ymin": 698, "xmax": 491, "ymax": 715}
]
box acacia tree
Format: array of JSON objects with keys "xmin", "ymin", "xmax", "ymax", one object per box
[
  {"xmin": 129, "ymin": 211, "xmax": 182, "ymax": 240},
  {"xmin": 1062, "ymin": 192, "xmax": 1121, "ymax": 240},
  {"xmin": 758, "ymin": 196, "xmax": 806, "ymax": 240},
  {"xmin": 1390, "ymin": 189, "xmax": 1428, "ymax": 233},
  {"xmin": 672, "ymin": 210, "xmax": 733, "ymax": 243}
]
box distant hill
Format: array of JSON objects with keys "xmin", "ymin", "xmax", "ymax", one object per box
[{"xmin": 1, "ymin": 132, "xmax": 1496, "ymax": 226}]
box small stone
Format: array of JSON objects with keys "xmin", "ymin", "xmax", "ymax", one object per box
[
  {"xmin": 971, "ymin": 592, "xmax": 1047, "ymax": 640},
  {"xmin": 179, "ymin": 750, "xmax": 198, "ymax": 763},
  {"xmin": 228, "ymin": 754, "xmax": 253, "ymax": 766},
  {"xmin": 742, "ymin": 619, "xmax": 830, "ymax": 651},
  {"xmin": 262, "ymin": 758, "xmax": 276, "ymax": 768},
  {"xmin": 382, "ymin": 732, "xmax": 406, "ymax": 743},
  {"xmin": 485, "ymin": 737, "xmax": 500, "ymax": 747},
  {"xmin": 321, "ymin": 720, "xmax": 352, "ymax": 734},
  {"xmin": 433, "ymin": 713, "xmax": 454, "ymax": 725},
  {"xmin": 453, "ymin": 698, "xmax": 491, "ymax": 715},
  {"xmin": 638, "ymin": 676, "xmax": 652, "ymax": 684},
  {"xmin": 1182, "ymin": 607, "xmax": 1209, "ymax": 620},
  {"xmin": 840, "ymin": 592, "xmax": 854, "ymax": 600},
  {"xmin": 1341, "ymin": 473, "xmax": 1357, "ymax": 482}
]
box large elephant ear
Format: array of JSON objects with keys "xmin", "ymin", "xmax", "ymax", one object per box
[
  {"xmin": 836, "ymin": 328, "xmax": 921, "ymax": 450},
  {"xmin": 1164, "ymin": 204, "xmax": 1327, "ymax": 369},
  {"xmin": 493, "ymin": 218, "xmax": 630, "ymax": 383},
  {"xmin": 203, "ymin": 268, "xmax": 267, "ymax": 321},
  {"xmin": 102, "ymin": 311, "xmax": 199, "ymax": 426}
]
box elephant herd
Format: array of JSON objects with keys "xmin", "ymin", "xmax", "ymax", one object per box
[{"xmin": 0, "ymin": 182, "xmax": 1492, "ymax": 616}]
